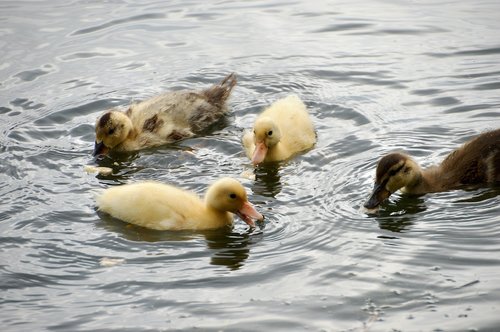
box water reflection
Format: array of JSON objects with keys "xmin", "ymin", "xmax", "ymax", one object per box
[
  {"xmin": 2, "ymin": 0, "xmax": 500, "ymax": 329},
  {"xmin": 92, "ymin": 151, "xmax": 142, "ymax": 183},
  {"xmin": 368, "ymin": 195, "xmax": 427, "ymax": 233},
  {"xmin": 251, "ymin": 162, "xmax": 283, "ymax": 198},
  {"xmin": 90, "ymin": 143, "xmax": 199, "ymax": 182},
  {"xmin": 455, "ymin": 186, "xmax": 500, "ymax": 203},
  {"xmin": 376, "ymin": 217, "xmax": 415, "ymax": 234},
  {"xmin": 96, "ymin": 210, "xmax": 259, "ymax": 270},
  {"xmin": 96, "ymin": 211, "xmax": 198, "ymax": 242},
  {"xmin": 204, "ymin": 228, "xmax": 263, "ymax": 270}
]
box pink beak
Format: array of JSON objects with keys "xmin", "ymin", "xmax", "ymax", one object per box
[
  {"xmin": 236, "ymin": 201, "xmax": 264, "ymax": 228},
  {"xmin": 251, "ymin": 141, "xmax": 268, "ymax": 165}
]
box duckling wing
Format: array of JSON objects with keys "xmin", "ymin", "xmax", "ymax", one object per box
[
  {"xmin": 187, "ymin": 73, "xmax": 237, "ymax": 133},
  {"xmin": 128, "ymin": 90, "xmax": 229, "ymax": 139},
  {"xmin": 440, "ymin": 128, "xmax": 500, "ymax": 186},
  {"xmin": 242, "ymin": 129, "xmax": 255, "ymax": 160},
  {"xmin": 267, "ymin": 95, "xmax": 316, "ymax": 152},
  {"xmin": 123, "ymin": 74, "xmax": 236, "ymax": 141},
  {"xmin": 97, "ymin": 182, "xmax": 203, "ymax": 230},
  {"xmin": 187, "ymin": 96, "xmax": 229, "ymax": 134}
]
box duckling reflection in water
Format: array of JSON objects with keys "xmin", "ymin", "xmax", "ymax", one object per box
[
  {"xmin": 364, "ymin": 128, "xmax": 500, "ymax": 210},
  {"xmin": 94, "ymin": 73, "xmax": 237, "ymax": 155},
  {"xmin": 242, "ymin": 95, "xmax": 316, "ymax": 165},
  {"xmin": 96, "ymin": 177, "xmax": 264, "ymax": 231}
]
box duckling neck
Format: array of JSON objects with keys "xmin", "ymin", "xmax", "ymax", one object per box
[
  {"xmin": 204, "ymin": 206, "xmax": 234, "ymax": 229},
  {"xmin": 422, "ymin": 165, "xmax": 447, "ymax": 193},
  {"xmin": 114, "ymin": 129, "xmax": 140, "ymax": 151},
  {"xmin": 266, "ymin": 142, "xmax": 283, "ymax": 160},
  {"xmin": 402, "ymin": 166, "xmax": 441, "ymax": 194}
]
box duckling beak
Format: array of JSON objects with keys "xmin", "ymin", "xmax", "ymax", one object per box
[
  {"xmin": 252, "ymin": 142, "xmax": 267, "ymax": 165},
  {"xmin": 93, "ymin": 141, "xmax": 109, "ymax": 156},
  {"xmin": 364, "ymin": 183, "xmax": 391, "ymax": 209},
  {"xmin": 236, "ymin": 201, "xmax": 264, "ymax": 228}
]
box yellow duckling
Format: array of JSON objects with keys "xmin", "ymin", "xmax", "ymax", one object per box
[
  {"xmin": 242, "ymin": 95, "xmax": 316, "ymax": 165},
  {"xmin": 94, "ymin": 73, "xmax": 237, "ymax": 155},
  {"xmin": 364, "ymin": 128, "xmax": 500, "ymax": 209},
  {"xmin": 96, "ymin": 177, "xmax": 264, "ymax": 230}
]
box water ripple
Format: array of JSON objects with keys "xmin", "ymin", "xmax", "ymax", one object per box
[
  {"xmin": 58, "ymin": 48, "xmax": 136, "ymax": 61},
  {"xmin": 312, "ymin": 23, "xmax": 373, "ymax": 33},
  {"xmin": 426, "ymin": 46, "xmax": 500, "ymax": 58},
  {"xmin": 71, "ymin": 13, "xmax": 167, "ymax": 35},
  {"xmin": 1, "ymin": 0, "xmax": 500, "ymax": 331}
]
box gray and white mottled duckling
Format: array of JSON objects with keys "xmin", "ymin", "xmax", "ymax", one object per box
[
  {"xmin": 364, "ymin": 128, "xmax": 500, "ymax": 209},
  {"xmin": 93, "ymin": 73, "xmax": 237, "ymax": 155}
]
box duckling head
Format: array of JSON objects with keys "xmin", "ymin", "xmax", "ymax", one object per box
[
  {"xmin": 364, "ymin": 153, "xmax": 421, "ymax": 209},
  {"xmin": 251, "ymin": 117, "xmax": 281, "ymax": 165},
  {"xmin": 205, "ymin": 178, "xmax": 264, "ymax": 227},
  {"xmin": 94, "ymin": 111, "xmax": 133, "ymax": 155}
]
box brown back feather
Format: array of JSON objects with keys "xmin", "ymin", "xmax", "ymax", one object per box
[{"xmin": 439, "ymin": 128, "xmax": 500, "ymax": 185}]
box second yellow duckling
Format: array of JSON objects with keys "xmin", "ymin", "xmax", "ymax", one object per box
[
  {"xmin": 364, "ymin": 128, "xmax": 500, "ymax": 210},
  {"xmin": 94, "ymin": 73, "xmax": 237, "ymax": 155},
  {"xmin": 96, "ymin": 177, "xmax": 264, "ymax": 230},
  {"xmin": 242, "ymin": 95, "xmax": 316, "ymax": 165}
]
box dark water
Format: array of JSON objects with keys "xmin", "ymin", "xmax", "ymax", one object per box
[{"xmin": 1, "ymin": 1, "xmax": 500, "ymax": 331}]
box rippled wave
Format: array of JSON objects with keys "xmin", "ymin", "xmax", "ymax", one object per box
[{"xmin": 1, "ymin": 0, "xmax": 500, "ymax": 331}]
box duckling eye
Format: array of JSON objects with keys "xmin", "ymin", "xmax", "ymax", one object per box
[
  {"xmin": 389, "ymin": 165, "xmax": 404, "ymax": 176},
  {"xmin": 229, "ymin": 193, "xmax": 237, "ymax": 199},
  {"xmin": 108, "ymin": 128, "xmax": 115, "ymax": 135},
  {"xmin": 404, "ymin": 167, "xmax": 410, "ymax": 173},
  {"xmin": 267, "ymin": 130, "xmax": 273, "ymax": 136}
]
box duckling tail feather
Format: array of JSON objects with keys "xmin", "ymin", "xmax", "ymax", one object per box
[{"xmin": 203, "ymin": 73, "xmax": 237, "ymax": 108}]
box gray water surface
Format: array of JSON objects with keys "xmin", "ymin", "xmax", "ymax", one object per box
[{"xmin": 1, "ymin": 1, "xmax": 500, "ymax": 331}]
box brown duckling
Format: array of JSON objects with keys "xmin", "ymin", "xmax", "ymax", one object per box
[
  {"xmin": 94, "ymin": 73, "xmax": 237, "ymax": 155},
  {"xmin": 364, "ymin": 128, "xmax": 500, "ymax": 209}
]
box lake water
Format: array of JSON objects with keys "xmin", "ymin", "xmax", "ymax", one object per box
[{"xmin": 1, "ymin": 0, "xmax": 500, "ymax": 331}]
